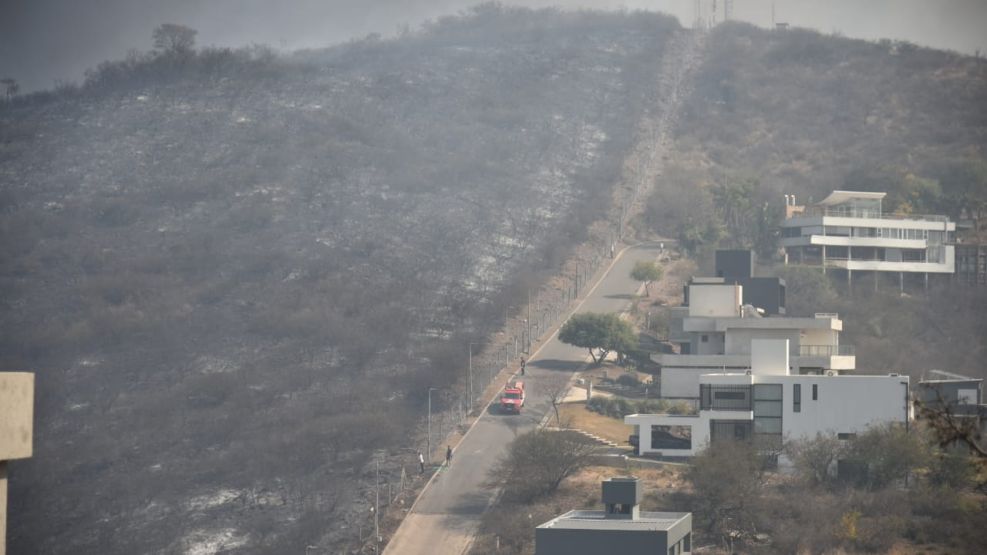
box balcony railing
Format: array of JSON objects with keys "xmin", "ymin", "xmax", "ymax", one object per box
[
  {"xmin": 794, "ymin": 207, "xmax": 949, "ymax": 223},
  {"xmin": 798, "ymin": 344, "xmax": 855, "ymax": 357}
]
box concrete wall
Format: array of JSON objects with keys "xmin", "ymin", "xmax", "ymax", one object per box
[
  {"xmin": 751, "ymin": 340, "xmax": 789, "ymax": 376},
  {"xmin": 688, "ymin": 284, "xmax": 740, "ymax": 318},
  {"xmin": 631, "ymin": 373, "xmax": 909, "ymax": 456},
  {"xmin": 535, "ymin": 527, "xmax": 669, "ymax": 554},
  {"xmin": 725, "ymin": 328, "xmax": 800, "ymax": 356},
  {"xmin": 626, "ymin": 410, "xmax": 752, "ymax": 457},
  {"xmin": 0, "ymin": 373, "xmax": 33, "ymax": 461},
  {"xmin": 761, "ymin": 374, "xmax": 910, "ymax": 441},
  {"xmin": 692, "ymin": 331, "xmax": 725, "ymax": 356},
  {"xmin": 0, "ymin": 373, "xmax": 33, "ymax": 555}
]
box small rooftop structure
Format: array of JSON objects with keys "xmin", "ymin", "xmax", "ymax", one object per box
[
  {"xmin": 817, "ymin": 190, "xmax": 886, "ymax": 206},
  {"xmin": 536, "ymin": 477, "xmax": 692, "ymax": 554}
]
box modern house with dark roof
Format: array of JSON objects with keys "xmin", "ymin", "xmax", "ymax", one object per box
[
  {"xmin": 916, "ymin": 370, "xmax": 987, "ymax": 445},
  {"xmin": 535, "ymin": 477, "xmax": 692, "ymax": 555}
]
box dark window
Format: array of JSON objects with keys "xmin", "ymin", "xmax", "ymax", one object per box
[
  {"xmin": 837, "ymin": 432, "xmax": 857, "ymax": 440},
  {"xmin": 651, "ymin": 425, "xmax": 692, "ymax": 450},
  {"xmin": 701, "ymin": 334, "xmax": 709, "ymax": 343},
  {"xmin": 753, "ymin": 384, "xmax": 783, "ymax": 450},
  {"xmin": 715, "ymin": 391, "xmax": 746, "ymax": 400},
  {"xmin": 710, "ymin": 420, "xmax": 752, "ymax": 443},
  {"xmin": 608, "ymin": 503, "xmax": 632, "ymax": 515},
  {"xmin": 793, "ymin": 384, "xmax": 801, "ymax": 412},
  {"xmin": 684, "ymin": 533, "xmax": 692, "ymax": 552},
  {"xmin": 812, "ymin": 384, "xmax": 818, "ymax": 400},
  {"xmin": 701, "ymin": 385, "xmax": 752, "ymax": 410}
]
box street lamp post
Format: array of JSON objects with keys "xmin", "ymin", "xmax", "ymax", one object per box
[
  {"xmin": 527, "ymin": 289, "xmax": 532, "ymax": 353},
  {"xmin": 427, "ymin": 387, "xmax": 437, "ymax": 461},
  {"xmin": 468, "ymin": 343, "xmax": 474, "ymax": 410}
]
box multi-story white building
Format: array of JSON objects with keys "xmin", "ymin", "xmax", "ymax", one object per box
[
  {"xmin": 781, "ymin": 190, "xmax": 955, "ymax": 289},
  {"xmin": 628, "ymin": 340, "xmax": 909, "ymax": 458},
  {"xmin": 657, "ymin": 277, "xmax": 854, "ymax": 400}
]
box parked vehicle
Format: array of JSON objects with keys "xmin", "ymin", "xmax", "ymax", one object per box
[{"xmin": 499, "ymin": 380, "xmax": 525, "ymax": 414}]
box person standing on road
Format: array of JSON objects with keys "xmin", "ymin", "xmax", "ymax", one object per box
[
  {"xmin": 418, "ymin": 451, "xmax": 425, "ymax": 474},
  {"xmin": 446, "ymin": 445, "xmax": 453, "ymax": 465},
  {"xmin": 520, "ymin": 357, "xmax": 526, "ymax": 376}
]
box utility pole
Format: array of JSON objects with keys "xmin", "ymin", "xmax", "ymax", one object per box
[
  {"xmin": 374, "ymin": 457, "xmax": 380, "ymax": 544},
  {"xmin": 427, "ymin": 387, "xmax": 437, "ymax": 462},
  {"xmin": 526, "ymin": 290, "xmax": 532, "ymax": 353},
  {"xmin": 468, "ymin": 343, "xmax": 473, "ymax": 410}
]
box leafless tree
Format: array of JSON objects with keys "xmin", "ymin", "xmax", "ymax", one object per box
[
  {"xmin": 152, "ymin": 24, "xmax": 197, "ymax": 55},
  {"xmin": 1, "ymin": 77, "xmax": 18, "ymax": 99},
  {"xmin": 487, "ymin": 429, "xmax": 598, "ymax": 502},
  {"xmin": 546, "ymin": 375, "xmax": 572, "ymax": 427},
  {"xmin": 915, "ymin": 396, "xmax": 987, "ymax": 486}
]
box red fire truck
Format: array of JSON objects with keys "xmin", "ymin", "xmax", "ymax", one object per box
[{"xmin": 499, "ymin": 380, "xmax": 525, "ymax": 414}]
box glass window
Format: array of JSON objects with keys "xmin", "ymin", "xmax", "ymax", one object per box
[
  {"xmin": 793, "ymin": 384, "xmax": 801, "ymax": 412},
  {"xmin": 754, "ymin": 418, "xmax": 782, "ymax": 434},
  {"xmin": 754, "ymin": 384, "xmax": 783, "ymax": 400},
  {"xmin": 812, "ymin": 384, "xmax": 818, "ymax": 400},
  {"xmin": 651, "ymin": 425, "xmax": 692, "ymax": 450},
  {"xmin": 715, "ymin": 391, "xmax": 747, "ymax": 400},
  {"xmin": 754, "ymin": 400, "xmax": 783, "ymax": 417}
]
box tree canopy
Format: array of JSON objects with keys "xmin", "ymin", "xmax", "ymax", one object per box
[
  {"xmin": 152, "ymin": 23, "xmax": 197, "ymax": 55},
  {"xmin": 630, "ymin": 260, "xmax": 661, "ymax": 294},
  {"xmin": 558, "ymin": 312, "xmax": 636, "ymax": 364}
]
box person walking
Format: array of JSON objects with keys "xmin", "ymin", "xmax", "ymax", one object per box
[
  {"xmin": 520, "ymin": 357, "xmax": 526, "ymax": 376},
  {"xmin": 418, "ymin": 451, "xmax": 425, "ymax": 474},
  {"xmin": 445, "ymin": 445, "xmax": 453, "ymax": 465}
]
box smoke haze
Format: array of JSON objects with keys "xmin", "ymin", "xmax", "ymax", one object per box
[{"xmin": 2, "ymin": 0, "xmax": 986, "ymax": 92}]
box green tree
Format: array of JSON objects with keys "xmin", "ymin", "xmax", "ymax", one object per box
[
  {"xmin": 712, "ymin": 178, "xmax": 757, "ymax": 247},
  {"xmin": 152, "ymin": 23, "xmax": 197, "ymax": 55},
  {"xmin": 558, "ymin": 312, "xmax": 636, "ymax": 364},
  {"xmin": 841, "ymin": 424, "xmax": 930, "ymax": 489},
  {"xmin": 773, "ymin": 265, "xmax": 838, "ymax": 316},
  {"xmin": 930, "ymin": 157, "xmax": 987, "ymax": 230},
  {"xmin": 630, "ymin": 260, "xmax": 662, "ymax": 295}
]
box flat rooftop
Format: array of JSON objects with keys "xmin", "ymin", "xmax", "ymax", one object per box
[
  {"xmin": 921, "ymin": 370, "xmax": 981, "ymax": 383},
  {"xmin": 817, "ymin": 190, "xmax": 886, "ymax": 206},
  {"xmin": 537, "ymin": 510, "xmax": 690, "ymax": 532}
]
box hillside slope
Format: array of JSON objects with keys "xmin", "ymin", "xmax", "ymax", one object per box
[
  {"xmin": 644, "ymin": 22, "xmax": 987, "ymax": 378},
  {"xmin": 0, "ymin": 7, "xmax": 680, "ymax": 553}
]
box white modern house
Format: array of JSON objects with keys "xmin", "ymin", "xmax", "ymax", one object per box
[
  {"xmin": 628, "ymin": 340, "xmax": 909, "ymax": 458},
  {"xmin": 657, "ymin": 277, "xmax": 854, "ymax": 400},
  {"xmin": 781, "ymin": 190, "xmax": 955, "ymax": 289}
]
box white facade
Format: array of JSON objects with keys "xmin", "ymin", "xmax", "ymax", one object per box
[
  {"xmin": 628, "ymin": 340, "xmax": 908, "ymax": 457},
  {"xmin": 657, "ymin": 279, "xmax": 854, "ymax": 399},
  {"xmin": 781, "ymin": 190, "xmax": 955, "ymax": 279}
]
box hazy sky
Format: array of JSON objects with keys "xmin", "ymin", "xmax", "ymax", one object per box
[{"xmin": 2, "ymin": 0, "xmax": 986, "ymax": 92}]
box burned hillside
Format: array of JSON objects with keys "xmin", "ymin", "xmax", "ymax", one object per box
[{"xmin": 0, "ymin": 7, "xmax": 679, "ymax": 553}]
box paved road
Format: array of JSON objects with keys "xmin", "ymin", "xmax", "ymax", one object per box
[{"xmin": 382, "ymin": 243, "xmax": 662, "ymax": 555}]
